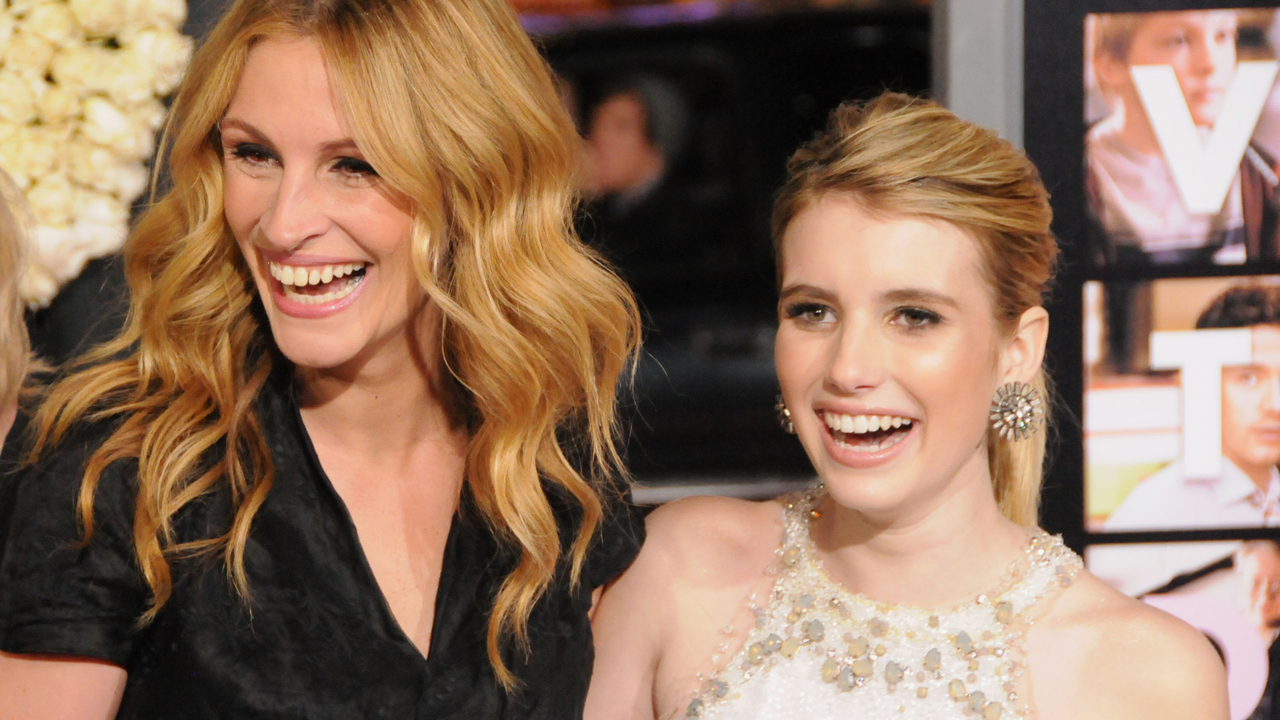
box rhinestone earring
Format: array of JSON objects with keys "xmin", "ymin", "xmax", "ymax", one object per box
[
  {"xmin": 775, "ymin": 394, "xmax": 796, "ymax": 434},
  {"xmin": 989, "ymin": 382, "xmax": 1044, "ymax": 441}
]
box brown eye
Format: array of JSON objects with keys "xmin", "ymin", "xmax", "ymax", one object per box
[
  {"xmin": 785, "ymin": 302, "xmax": 835, "ymax": 324},
  {"xmin": 1234, "ymin": 370, "xmax": 1261, "ymax": 387},
  {"xmin": 334, "ymin": 157, "xmax": 378, "ymax": 178},
  {"xmin": 892, "ymin": 307, "xmax": 940, "ymax": 328},
  {"xmin": 231, "ymin": 143, "xmax": 275, "ymax": 166}
]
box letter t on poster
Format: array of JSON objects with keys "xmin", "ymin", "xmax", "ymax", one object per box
[{"xmin": 1150, "ymin": 329, "xmax": 1252, "ymax": 477}]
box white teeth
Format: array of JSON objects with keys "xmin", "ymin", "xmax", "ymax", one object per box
[
  {"xmin": 268, "ymin": 261, "xmax": 366, "ymax": 287},
  {"xmin": 823, "ymin": 412, "xmax": 914, "ymax": 436},
  {"xmin": 280, "ymin": 272, "xmax": 364, "ymax": 304}
]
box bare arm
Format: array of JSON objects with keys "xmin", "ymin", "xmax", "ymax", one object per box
[
  {"xmin": 586, "ymin": 496, "xmax": 785, "ymax": 720},
  {"xmin": 0, "ymin": 651, "xmax": 127, "ymax": 720},
  {"xmin": 584, "ymin": 520, "xmax": 671, "ymax": 720}
]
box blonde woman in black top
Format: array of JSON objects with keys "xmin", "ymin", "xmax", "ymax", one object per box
[{"xmin": 0, "ymin": 1, "xmax": 642, "ymax": 717}]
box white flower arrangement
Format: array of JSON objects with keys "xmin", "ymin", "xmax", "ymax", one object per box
[{"xmin": 0, "ymin": 0, "xmax": 193, "ymax": 308}]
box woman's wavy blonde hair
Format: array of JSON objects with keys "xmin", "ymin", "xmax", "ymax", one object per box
[
  {"xmin": 772, "ymin": 93, "xmax": 1058, "ymax": 526},
  {"xmin": 29, "ymin": 0, "xmax": 640, "ymax": 686},
  {"xmin": 0, "ymin": 168, "xmax": 33, "ymax": 408}
]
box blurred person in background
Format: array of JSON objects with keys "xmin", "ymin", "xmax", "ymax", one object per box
[
  {"xmin": 1239, "ymin": 541, "xmax": 1280, "ymax": 720},
  {"xmin": 1240, "ymin": 541, "xmax": 1280, "ymax": 646},
  {"xmin": 1087, "ymin": 10, "xmax": 1280, "ymax": 266},
  {"xmin": 578, "ymin": 73, "xmax": 705, "ymax": 304},
  {"xmin": 0, "ymin": 168, "xmax": 33, "ymax": 446}
]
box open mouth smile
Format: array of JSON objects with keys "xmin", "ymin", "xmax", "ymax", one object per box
[
  {"xmin": 269, "ymin": 260, "xmax": 368, "ymax": 305},
  {"xmin": 822, "ymin": 411, "xmax": 915, "ymax": 454}
]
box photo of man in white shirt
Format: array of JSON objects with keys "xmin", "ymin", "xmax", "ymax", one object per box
[
  {"xmin": 1091, "ymin": 285, "xmax": 1280, "ymax": 595},
  {"xmin": 1107, "ymin": 285, "xmax": 1280, "ymax": 532}
]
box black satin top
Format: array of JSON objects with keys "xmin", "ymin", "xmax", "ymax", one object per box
[{"xmin": 0, "ymin": 373, "xmax": 643, "ymax": 718}]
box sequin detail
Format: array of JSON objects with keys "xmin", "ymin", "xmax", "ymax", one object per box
[{"xmin": 684, "ymin": 487, "xmax": 1081, "ymax": 719}]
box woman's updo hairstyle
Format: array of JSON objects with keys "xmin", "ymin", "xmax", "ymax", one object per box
[{"xmin": 772, "ymin": 92, "xmax": 1058, "ymax": 526}]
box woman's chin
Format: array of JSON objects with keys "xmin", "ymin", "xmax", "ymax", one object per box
[
  {"xmin": 269, "ymin": 332, "xmax": 366, "ymax": 373},
  {"xmin": 818, "ymin": 475, "xmax": 914, "ymax": 519}
]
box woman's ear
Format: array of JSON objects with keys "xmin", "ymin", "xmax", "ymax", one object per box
[{"xmin": 1001, "ymin": 306, "xmax": 1049, "ymax": 385}]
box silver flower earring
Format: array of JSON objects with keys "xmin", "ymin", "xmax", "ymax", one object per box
[
  {"xmin": 775, "ymin": 394, "xmax": 796, "ymax": 435},
  {"xmin": 989, "ymin": 382, "xmax": 1044, "ymax": 441}
]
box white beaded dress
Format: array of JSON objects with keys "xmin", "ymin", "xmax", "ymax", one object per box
[{"xmin": 681, "ymin": 487, "xmax": 1082, "ymax": 720}]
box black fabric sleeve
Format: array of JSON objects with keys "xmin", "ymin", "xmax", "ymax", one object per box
[
  {"xmin": 582, "ymin": 488, "xmax": 646, "ymax": 590},
  {"xmin": 0, "ymin": 420, "xmax": 147, "ymax": 666}
]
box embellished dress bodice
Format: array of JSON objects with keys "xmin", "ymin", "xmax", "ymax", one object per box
[{"xmin": 684, "ymin": 488, "xmax": 1082, "ymax": 720}]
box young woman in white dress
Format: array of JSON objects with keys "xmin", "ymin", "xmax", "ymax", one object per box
[{"xmin": 584, "ymin": 94, "xmax": 1228, "ymax": 720}]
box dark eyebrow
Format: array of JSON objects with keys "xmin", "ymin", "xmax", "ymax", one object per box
[
  {"xmin": 778, "ymin": 284, "xmax": 838, "ymax": 304},
  {"xmin": 880, "ymin": 288, "xmax": 960, "ymax": 309},
  {"xmin": 218, "ymin": 117, "xmax": 362, "ymax": 157}
]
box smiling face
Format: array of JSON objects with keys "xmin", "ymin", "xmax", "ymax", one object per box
[
  {"xmin": 775, "ymin": 196, "xmax": 1031, "ymax": 519},
  {"xmin": 1221, "ymin": 324, "xmax": 1280, "ymax": 481},
  {"xmin": 220, "ymin": 36, "xmax": 423, "ymax": 373}
]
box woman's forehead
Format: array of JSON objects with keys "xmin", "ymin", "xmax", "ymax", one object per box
[{"xmin": 779, "ymin": 197, "xmax": 986, "ymax": 299}]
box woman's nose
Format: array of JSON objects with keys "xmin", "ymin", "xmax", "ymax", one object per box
[
  {"xmin": 824, "ymin": 321, "xmax": 886, "ymax": 395},
  {"xmin": 260, "ymin": 170, "xmax": 332, "ymax": 250}
]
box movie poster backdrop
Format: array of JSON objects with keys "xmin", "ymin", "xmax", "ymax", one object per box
[
  {"xmin": 1083, "ymin": 9, "xmax": 1280, "ymax": 268},
  {"xmin": 1027, "ymin": 4, "xmax": 1280, "ymax": 717}
]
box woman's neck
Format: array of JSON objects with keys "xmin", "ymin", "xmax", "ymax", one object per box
[
  {"xmin": 809, "ymin": 449, "xmax": 1032, "ymax": 610},
  {"xmin": 296, "ymin": 309, "xmax": 463, "ymax": 464}
]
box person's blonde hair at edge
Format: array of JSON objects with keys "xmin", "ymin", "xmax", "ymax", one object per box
[
  {"xmin": 772, "ymin": 93, "xmax": 1058, "ymax": 527},
  {"xmin": 28, "ymin": 0, "xmax": 641, "ymax": 687},
  {"xmin": 1090, "ymin": 13, "xmax": 1147, "ymax": 66},
  {"xmin": 0, "ymin": 167, "xmax": 33, "ymax": 408}
]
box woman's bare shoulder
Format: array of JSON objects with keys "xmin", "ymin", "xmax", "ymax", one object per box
[
  {"xmin": 1029, "ymin": 571, "xmax": 1228, "ymax": 720},
  {"xmin": 640, "ymin": 494, "xmax": 787, "ymax": 580},
  {"xmin": 586, "ymin": 494, "xmax": 789, "ymax": 719}
]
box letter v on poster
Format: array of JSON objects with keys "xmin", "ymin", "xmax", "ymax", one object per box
[{"xmin": 1132, "ymin": 61, "xmax": 1279, "ymax": 214}]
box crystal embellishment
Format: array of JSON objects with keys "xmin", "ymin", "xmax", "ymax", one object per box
[
  {"xmin": 989, "ymin": 382, "xmax": 1044, "ymax": 441},
  {"xmin": 684, "ymin": 486, "xmax": 1082, "ymax": 719}
]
